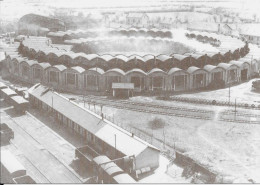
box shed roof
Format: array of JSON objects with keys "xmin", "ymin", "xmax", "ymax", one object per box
[
  {"xmin": 1, "ymin": 150, "xmax": 26, "ymax": 175},
  {"xmin": 10, "ymin": 96, "xmax": 29, "ymax": 105},
  {"xmin": 115, "ymin": 55, "xmax": 129, "ymax": 62},
  {"xmin": 1, "ymin": 88, "xmax": 17, "ymax": 96},
  {"xmin": 28, "ymin": 84, "xmax": 159, "ymax": 157}
]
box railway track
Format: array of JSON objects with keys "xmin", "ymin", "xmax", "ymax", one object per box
[
  {"xmin": 78, "ymin": 95, "xmax": 214, "ymax": 120},
  {"xmin": 4, "ymin": 113, "xmax": 83, "ymax": 183}
]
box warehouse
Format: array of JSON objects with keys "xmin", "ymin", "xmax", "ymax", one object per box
[
  {"xmin": 217, "ymin": 63, "xmax": 239, "ymax": 84},
  {"xmin": 46, "ymin": 65, "xmax": 67, "ymax": 88},
  {"xmin": 125, "ymin": 69, "xmax": 146, "ymax": 92},
  {"xmin": 167, "ymin": 67, "xmax": 189, "ymax": 91},
  {"xmin": 83, "ymin": 68, "xmax": 104, "ymax": 92},
  {"xmin": 28, "ymin": 84, "xmax": 160, "ymax": 178},
  {"xmin": 63, "ymin": 66, "xmax": 85, "ymax": 91},
  {"xmin": 147, "ymin": 68, "xmax": 167, "ymax": 91},
  {"xmin": 187, "ymin": 66, "xmax": 208, "ymax": 90},
  {"xmin": 104, "ymin": 69, "xmax": 126, "ymax": 91}
]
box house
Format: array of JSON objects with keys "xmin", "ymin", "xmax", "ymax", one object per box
[{"xmin": 126, "ymin": 13, "xmax": 149, "ymax": 28}]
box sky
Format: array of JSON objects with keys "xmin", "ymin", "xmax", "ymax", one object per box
[{"xmin": 1, "ymin": 0, "xmax": 260, "ymax": 21}]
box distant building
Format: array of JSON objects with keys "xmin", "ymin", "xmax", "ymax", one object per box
[
  {"xmin": 18, "ymin": 14, "xmax": 65, "ymax": 35},
  {"xmin": 126, "ymin": 13, "xmax": 149, "ymax": 28},
  {"xmin": 240, "ymin": 24, "xmax": 260, "ymax": 45}
]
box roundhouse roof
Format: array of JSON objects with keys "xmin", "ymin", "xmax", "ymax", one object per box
[
  {"xmin": 52, "ymin": 65, "xmax": 67, "ymax": 71},
  {"xmin": 125, "ymin": 68, "xmax": 146, "ymax": 75},
  {"xmin": 203, "ymin": 65, "xmax": 222, "ymax": 72},
  {"xmin": 148, "ymin": 68, "xmax": 167, "ymax": 75},
  {"xmin": 187, "ymin": 66, "xmax": 206, "ymax": 74},
  {"xmin": 70, "ymin": 66, "xmax": 85, "ymax": 73},
  {"xmin": 168, "ymin": 67, "xmax": 186, "ymax": 75},
  {"xmin": 87, "ymin": 67, "xmax": 105, "ymax": 74},
  {"xmin": 217, "ymin": 63, "xmax": 237, "ymax": 70},
  {"xmin": 104, "ymin": 68, "xmax": 126, "ymax": 75}
]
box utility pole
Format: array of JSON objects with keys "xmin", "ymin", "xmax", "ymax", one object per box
[
  {"xmin": 228, "ymin": 82, "xmax": 231, "ymax": 106},
  {"xmin": 114, "ymin": 134, "xmax": 117, "ymax": 159},
  {"xmin": 234, "ymin": 98, "xmax": 237, "ymax": 121}
]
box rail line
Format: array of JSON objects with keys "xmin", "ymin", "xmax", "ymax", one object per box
[
  {"xmin": 5, "ymin": 114, "xmax": 83, "ymax": 183},
  {"xmin": 78, "ymin": 95, "xmax": 214, "ymax": 120}
]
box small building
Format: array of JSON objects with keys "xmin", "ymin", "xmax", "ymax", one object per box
[
  {"xmin": 167, "ymin": 68, "xmax": 189, "ymax": 91},
  {"xmin": 187, "ymin": 66, "xmax": 208, "ymax": 90},
  {"xmin": 112, "ymin": 83, "xmax": 134, "ymax": 98},
  {"xmin": 240, "ymin": 24, "xmax": 260, "ymax": 45},
  {"xmin": 217, "ymin": 63, "xmax": 239, "ymax": 84}
]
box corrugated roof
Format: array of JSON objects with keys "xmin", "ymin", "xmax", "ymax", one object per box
[
  {"xmin": 28, "ymin": 85, "xmax": 159, "ymax": 156},
  {"xmin": 229, "ymin": 60, "xmax": 248, "ymax": 67}
]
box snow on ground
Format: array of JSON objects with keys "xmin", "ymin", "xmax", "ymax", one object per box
[
  {"xmin": 171, "ymin": 78, "xmax": 260, "ymax": 105},
  {"xmin": 72, "ymin": 87, "xmax": 260, "ymax": 183}
]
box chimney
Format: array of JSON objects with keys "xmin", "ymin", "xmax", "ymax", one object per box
[{"xmin": 131, "ymin": 133, "xmax": 134, "ymax": 137}]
